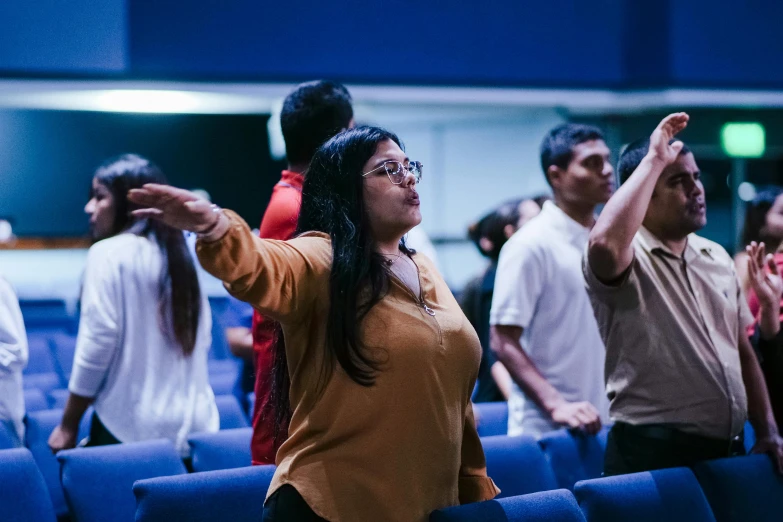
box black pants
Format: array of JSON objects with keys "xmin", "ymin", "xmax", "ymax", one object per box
[
  {"xmin": 262, "ymin": 485, "xmax": 327, "ymax": 522},
  {"xmin": 85, "ymin": 413, "xmax": 121, "ymax": 447},
  {"xmin": 604, "ymin": 422, "xmax": 745, "ymax": 476}
]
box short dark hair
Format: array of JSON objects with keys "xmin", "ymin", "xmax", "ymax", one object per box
[
  {"xmin": 539, "ymin": 124, "xmax": 605, "ymax": 186},
  {"xmin": 280, "ymin": 80, "xmax": 354, "ymax": 166},
  {"xmin": 617, "ymin": 138, "xmax": 692, "ymax": 185}
]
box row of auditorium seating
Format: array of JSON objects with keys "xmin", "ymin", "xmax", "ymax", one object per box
[
  {"xmin": 0, "ymin": 394, "xmax": 250, "ymax": 519},
  {"xmin": 3, "ymin": 441, "xmax": 781, "ymax": 522},
  {"xmin": 18, "ymin": 296, "xmax": 242, "ymax": 363}
]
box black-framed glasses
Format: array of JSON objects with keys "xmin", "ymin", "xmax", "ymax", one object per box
[{"xmin": 362, "ymin": 160, "xmax": 423, "ymax": 185}]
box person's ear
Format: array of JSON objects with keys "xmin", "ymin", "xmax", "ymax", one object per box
[
  {"xmin": 479, "ymin": 237, "xmax": 494, "ymax": 254},
  {"xmin": 503, "ymin": 224, "xmax": 516, "ymax": 239},
  {"xmin": 548, "ymin": 165, "xmax": 564, "ymax": 189}
]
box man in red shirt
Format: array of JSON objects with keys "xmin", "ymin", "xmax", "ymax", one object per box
[{"xmin": 251, "ymin": 80, "xmax": 354, "ymax": 464}]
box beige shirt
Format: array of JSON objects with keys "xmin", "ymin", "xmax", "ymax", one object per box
[
  {"xmin": 583, "ymin": 226, "xmax": 753, "ymax": 440},
  {"xmin": 197, "ymin": 211, "xmax": 499, "ymax": 522}
]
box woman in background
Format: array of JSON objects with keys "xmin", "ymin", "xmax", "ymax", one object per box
[
  {"xmin": 461, "ymin": 196, "xmax": 547, "ymax": 402},
  {"xmin": 48, "ymin": 154, "xmax": 218, "ymax": 456}
]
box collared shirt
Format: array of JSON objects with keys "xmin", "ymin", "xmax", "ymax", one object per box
[
  {"xmin": 583, "ymin": 226, "xmax": 753, "ymax": 440},
  {"xmin": 69, "ymin": 233, "xmax": 218, "ymax": 455},
  {"xmin": 490, "ymin": 201, "xmax": 609, "ymax": 437},
  {"xmin": 197, "ymin": 211, "xmax": 499, "ymax": 522},
  {"xmin": 0, "ymin": 276, "xmax": 27, "ymax": 445},
  {"xmin": 251, "ymin": 169, "xmax": 304, "ymax": 465}
]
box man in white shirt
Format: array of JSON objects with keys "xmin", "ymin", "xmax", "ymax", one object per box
[
  {"xmin": 0, "ymin": 276, "xmax": 28, "ymax": 447},
  {"xmin": 490, "ymin": 124, "xmax": 613, "ymax": 437}
]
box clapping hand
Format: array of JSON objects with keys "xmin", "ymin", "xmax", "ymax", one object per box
[
  {"xmin": 747, "ymin": 241, "xmax": 783, "ymax": 339},
  {"xmin": 647, "ymin": 112, "xmax": 690, "ymax": 166},
  {"xmin": 127, "ymin": 184, "xmax": 220, "ymax": 234},
  {"xmin": 747, "ymin": 242, "xmax": 783, "ymax": 308}
]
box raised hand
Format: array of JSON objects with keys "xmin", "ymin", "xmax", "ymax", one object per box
[
  {"xmin": 647, "ymin": 112, "xmax": 690, "ymax": 166},
  {"xmin": 127, "ymin": 184, "xmax": 220, "ymax": 234},
  {"xmin": 747, "ymin": 242, "xmax": 783, "ymax": 339}
]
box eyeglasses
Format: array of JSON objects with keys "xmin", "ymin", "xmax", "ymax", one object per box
[{"xmin": 362, "ymin": 160, "xmax": 423, "ymax": 185}]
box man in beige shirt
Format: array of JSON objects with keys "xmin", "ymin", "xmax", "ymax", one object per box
[{"xmin": 585, "ymin": 112, "xmax": 783, "ymax": 475}]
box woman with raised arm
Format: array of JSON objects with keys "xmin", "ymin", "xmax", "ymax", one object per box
[{"xmin": 129, "ymin": 127, "xmax": 498, "ymax": 522}]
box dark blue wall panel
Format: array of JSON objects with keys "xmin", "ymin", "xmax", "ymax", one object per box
[
  {"xmin": 670, "ymin": 0, "xmax": 783, "ymax": 87},
  {"xmin": 1, "ymin": 0, "xmax": 783, "ymax": 88},
  {"xmin": 128, "ymin": 0, "xmax": 626, "ymax": 86},
  {"xmin": 0, "ymin": 0, "xmax": 127, "ymax": 74}
]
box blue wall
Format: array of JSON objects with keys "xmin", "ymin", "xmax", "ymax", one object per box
[{"xmin": 1, "ymin": 0, "xmax": 782, "ymax": 88}]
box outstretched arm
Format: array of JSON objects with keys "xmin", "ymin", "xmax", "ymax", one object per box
[{"xmin": 588, "ymin": 113, "xmax": 689, "ymax": 282}]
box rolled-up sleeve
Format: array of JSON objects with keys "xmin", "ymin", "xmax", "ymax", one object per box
[
  {"xmin": 196, "ymin": 210, "xmax": 329, "ymax": 323},
  {"xmin": 69, "ymin": 245, "xmax": 121, "ymax": 398},
  {"xmin": 489, "ymin": 238, "xmax": 546, "ymax": 328},
  {"xmin": 0, "ymin": 279, "xmax": 27, "ymax": 374},
  {"xmin": 458, "ymin": 403, "xmax": 501, "ymax": 504}
]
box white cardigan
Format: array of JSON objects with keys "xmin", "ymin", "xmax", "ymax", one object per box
[
  {"xmin": 69, "ymin": 233, "xmax": 218, "ymax": 455},
  {"xmin": 0, "ymin": 276, "xmax": 27, "ymax": 445}
]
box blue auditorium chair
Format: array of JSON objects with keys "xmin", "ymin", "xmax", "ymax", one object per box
[
  {"xmin": 24, "ymin": 407, "xmax": 93, "ymax": 518},
  {"xmin": 481, "ymin": 435, "xmax": 559, "ymax": 498},
  {"xmin": 22, "ymin": 372, "xmax": 62, "ymax": 394},
  {"xmin": 538, "ymin": 428, "xmax": 608, "ymax": 490},
  {"xmin": 133, "ymin": 464, "xmax": 276, "ymax": 522},
  {"xmin": 0, "ymin": 422, "xmax": 19, "ymax": 449},
  {"xmin": 47, "ymin": 388, "xmax": 69, "ymax": 408},
  {"xmin": 475, "ymin": 402, "xmax": 509, "ymax": 437},
  {"xmin": 574, "ymin": 467, "xmax": 717, "ymax": 522},
  {"xmin": 247, "ymin": 392, "xmax": 256, "ymax": 415},
  {"xmin": 430, "ymin": 489, "xmax": 586, "ymax": 522},
  {"xmin": 0, "ymin": 448, "xmax": 57, "ymax": 522},
  {"xmin": 50, "ymin": 332, "xmax": 77, "ymax": 383},
  {"xmin": 693, "ymin": 454, "xmax": 783, "ymax": 522},
  {"xmin": 216, "ymin": 394, "xmax": 250, "ymax": 429},
  {"xmin": 23, "ymin": 388, "xmax": 49, "ymax": 412},
  {"xmin": 18, "ymin": 298, "xmax": 74, "ymax": 332},
  {"xmin": 209, "ymin": 371, "xmax": 238, "ymax": 396},
  {"xmin": 188, "ymin": 427, "xmax": 252, "ymax": 472},
  {"xmin": 24, "ymin": 335, "xmax": 57, "ymax": 374},
  {"xmin": 58, "ymin": 439, "xmax": 187, "ymax": 522},
  {"xmin": 208, "ymin": 296, "xmax": 231, "ymax": 360}
]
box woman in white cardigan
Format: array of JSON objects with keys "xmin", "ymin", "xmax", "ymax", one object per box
[{"xmin": 48, "ymin": 154, "xmax": 218, "ymax": 456}]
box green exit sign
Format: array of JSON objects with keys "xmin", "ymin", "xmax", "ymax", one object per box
[{"xmin": 721, "ymin": 122, "xmax": 765, "ymax": 158}]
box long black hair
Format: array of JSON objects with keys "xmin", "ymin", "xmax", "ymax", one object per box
[
  {"xmin": 741, "ymin": 186, "xmax": 783, "ymax": 252},
  {"xmin": 268, "ymin": 126, "xmax": 413, "ymax": 439},
  {"xmin": 93, "ymin": 154, "xmax": 202, "ymax": 356}
]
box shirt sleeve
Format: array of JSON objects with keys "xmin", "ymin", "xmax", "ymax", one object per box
[
  {"xmin": 582, "ymin": 244, "xmax": 637, "ymax": 304},
  {"xmin": 489, "ymin": 239, "xmax": 546, "ymax": 328},
  {"xmin": 0, "ymin": 279, "xmax": 27, "ymax": 375},
  {"xmin": 458, "ymin": 401, "xmax": 501, "ymax": 503},
  {"xmin": 69, "ymin": 244, "xmax": 122, "ymax": 398},
  {"xmin": 196, "ymin": 211, "xmax": 328, "ymax": 324}
]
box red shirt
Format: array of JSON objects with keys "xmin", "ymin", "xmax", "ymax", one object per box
[{"xmin": 251, "ymin": 170, "xmax": 303, "ymax": 465}]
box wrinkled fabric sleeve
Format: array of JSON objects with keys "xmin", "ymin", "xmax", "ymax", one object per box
[
  {"xmin": 458, "ymin": 402, "xmax": 501, "ymax": 503},
  {"xmin": 196, "ymin": 210, "xmax": 326, "ymax": 324},
  {"xmin": 69, "ymin": 245, "xmax": 122, "ymax": 397}
]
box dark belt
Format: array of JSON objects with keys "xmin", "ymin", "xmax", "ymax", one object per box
[{"xmin": 613, "ymin": 422, "xmax": 745, "ymax": 456}]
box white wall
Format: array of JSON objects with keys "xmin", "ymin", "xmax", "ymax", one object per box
[{"xmin": 367, "ymin": 106, "xmax": 563, "ymax": 288}]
